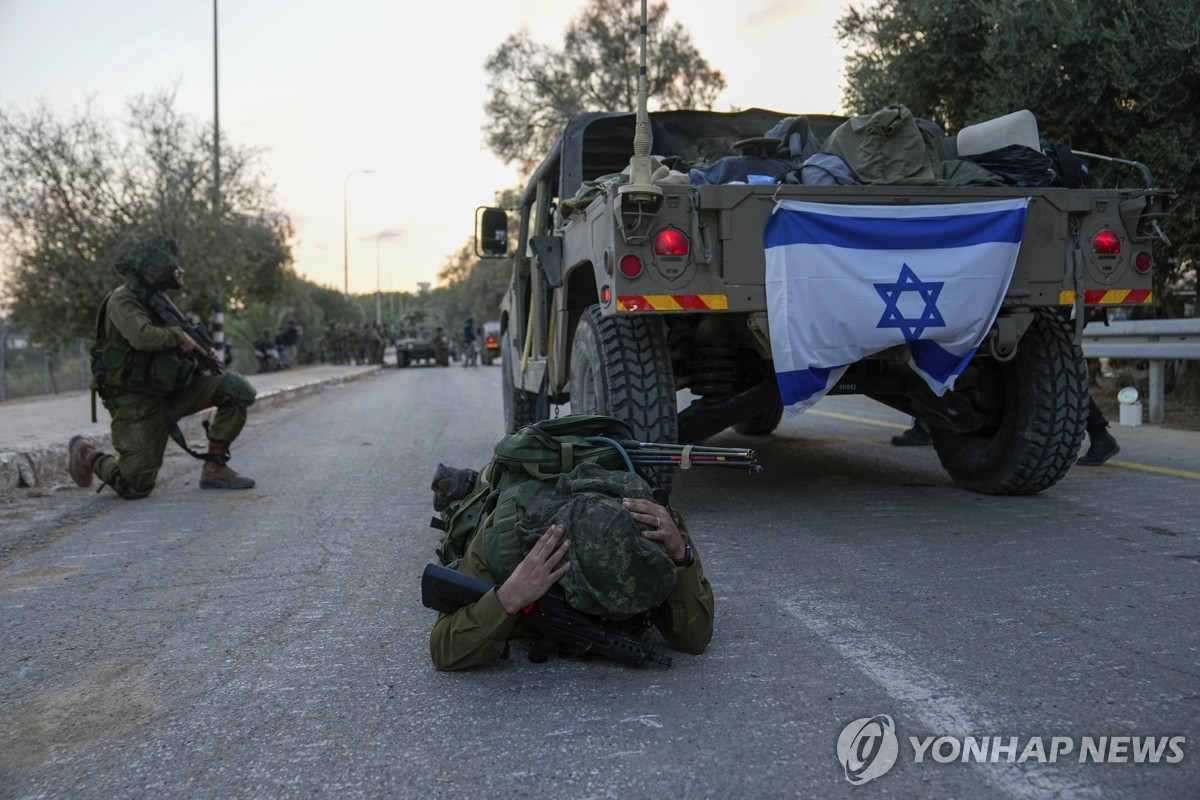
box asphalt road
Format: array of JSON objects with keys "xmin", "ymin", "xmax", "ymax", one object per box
[{"xmin": 1, "ymin": 365, "xmax": 1196, "ymax": 799}]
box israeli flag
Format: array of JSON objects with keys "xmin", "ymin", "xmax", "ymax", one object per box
[{"xmin": 764, "ymin": 199, "xmax": 1028, "ymax": 413}]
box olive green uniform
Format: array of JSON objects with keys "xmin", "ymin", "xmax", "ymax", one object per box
[
  {"xmin": 92, "ymin": 286, "xmax": 254, "ymax": 499},
  {"xmin": 429, "ymin": 515, "xmax": 714, "ymax": 671}
]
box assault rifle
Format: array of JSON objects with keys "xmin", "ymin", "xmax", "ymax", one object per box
[
  {"xmin": 421, "ymin": 563, "xmax": 672, "ymax": 668},
  {"xmin": 147, "ymin": 290, "xmax": 223, "ymax": 373}
]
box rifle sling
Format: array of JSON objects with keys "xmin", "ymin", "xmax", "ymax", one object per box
[{"xmin": 162, "ymin": 405, "xmax": 226, "ymax": 464}]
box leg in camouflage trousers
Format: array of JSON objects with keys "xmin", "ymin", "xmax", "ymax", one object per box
[{"xmin": 72, "ymin": 372, "xmax": 254, "ymax": 499}]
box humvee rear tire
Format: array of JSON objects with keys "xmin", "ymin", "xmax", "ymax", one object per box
[
  {"xmin": 931, "ymin": 310, "xmax": 1087, "ymax": 495},
  {"xmin": 502, "ymin": 334, "xmax": 538, "ymax": 433},
  {"xmin": 733, "ymin": 395, "xmax": 784, "ymax": 436},
  {"xmin": 396, "ymin": 352, "xmax": 409, "ymax": 368},
  {"xmin": 570, "ymin": 305, "xmax": 678, "ymax": 491}
]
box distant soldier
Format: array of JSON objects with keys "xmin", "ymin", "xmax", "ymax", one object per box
[
  {"xmin": 279, "ymin": 318, "xmax": 300, "ymax": 365},
  {"xmin": 431, "ymin": 326, "xmax": 449, "ymax": 366},
  {"xmin": 462, "ymin": 316, "xmax": 478, "ymax": 368},
  {"xmin": 367, "ymin": 323, "xmax": 385, "ymax": 364}
]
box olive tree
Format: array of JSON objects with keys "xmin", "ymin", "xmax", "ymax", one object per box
[
  {"xmin": 839, "ymin": 0, "xmax": 1198, "ymax": 311},
  {"xmin": 0, "ymin": 91, "xmax": 294, "ymax": 347},
  {"xmin": 483, "ymin": 0, "xmax": 727, "ymax": 172}
]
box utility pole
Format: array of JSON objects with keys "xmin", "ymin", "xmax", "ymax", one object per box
[{"xmin": 212, "ymin": 0, "xmax": 225, "ymax": 354}]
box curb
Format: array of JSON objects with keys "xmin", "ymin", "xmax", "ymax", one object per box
[{"xmin": 0, "ymin": 367, "xmax": 381, "ymax": 491}]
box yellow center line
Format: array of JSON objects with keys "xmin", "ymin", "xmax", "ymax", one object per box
[
  {"xmin": 809, "ymin": 410, "xmax": 1200, "ymax": 481},
  {"xmin": 1104, "ymin": 460, "xmax": 1200, "ymax": 481},
  {"xmin": 809, "ymin": 409, "xmax": 909, "ymax": 430}
]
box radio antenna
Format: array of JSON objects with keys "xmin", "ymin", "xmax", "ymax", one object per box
[{"xmin": 618, "ymin": 0, "xmax": 662, "ymax": 205}]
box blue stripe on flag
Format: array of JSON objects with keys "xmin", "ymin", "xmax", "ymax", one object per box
[
  {"xmin": 764, "ymin": 206, "xmax": 1026, "ymax": 250},
  {"xmin": 775, "ymin": 365, "xmax": 840, "ymax": 406},
  {"xmin": 909, "ymin": 340, "xmax": 976, "ymax": 385}
]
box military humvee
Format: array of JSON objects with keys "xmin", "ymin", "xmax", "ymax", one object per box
[
  {"xmin": 476, "ymin": 20, "xmax": 1171, "ymax": 496},
  {"xmin": 394, "ymin": 309, "xmax": 448, "ymax": 368}
]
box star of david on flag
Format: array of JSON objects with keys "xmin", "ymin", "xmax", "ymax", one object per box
[{"xmin": 763, "ymin": 198, "xmax": 1029, "ymax": 414}]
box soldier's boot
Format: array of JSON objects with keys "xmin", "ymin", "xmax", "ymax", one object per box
[
  {"xmin": 200, "ymin": 440, "xmax": 256, "ymax": 490},
  {"xmin": 68, "ymin": 435, "xmax": 100, "ymax": 488},
  {"xmin": 1077, "ymin": 430, "xmax": 1120, "ymax": 466}
]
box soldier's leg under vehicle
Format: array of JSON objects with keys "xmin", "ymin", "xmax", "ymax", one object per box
[
  {"xmin": 929, "ymin": 309, "xmax": 1088, "ymax": 496},
  {"xmin": 569, "ymin": 305, "xmax": 678, "ymax": 490},
  {"xmin": 502, "ymin": 334, "xmax": 537, "ymax": 433}
]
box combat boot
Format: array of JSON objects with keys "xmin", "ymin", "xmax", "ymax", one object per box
[
  {"xmin": 68, "ymin": 435, "xmax": 100, "ymax": 488},
  {"xmin": 200, "ymin": 440, "xmax": 256, "ymax": 489},
  {"xmin": 1078, "ymin": 430, "xmax": 1120, "ymax": 466}
]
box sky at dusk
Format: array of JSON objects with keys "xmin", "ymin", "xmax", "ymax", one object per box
[{"xmin": 0, "ymin": 0, "xmax": 852, "ymax": 295}]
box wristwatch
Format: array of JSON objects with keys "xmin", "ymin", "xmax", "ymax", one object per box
[{"xmin": 671, "ymin": 543, "xmax": 694, "ymax": 568}]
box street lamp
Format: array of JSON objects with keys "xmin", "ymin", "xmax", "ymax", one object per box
[
  {"xmin": 343, "ymin": 169, "xmax": 375, "ymax": 299},
  {"xmin": 375, "ymin": 231, "xmax": 398, "ymax": 325}
]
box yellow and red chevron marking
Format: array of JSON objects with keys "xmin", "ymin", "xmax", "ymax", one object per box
[
  {"xmin": 1059, "ymin": 289, "xmax": 1153, "ymax": 305},
  {"xmin": 617, "ymin": 294, "xmax": 729, "ymax": 312}
]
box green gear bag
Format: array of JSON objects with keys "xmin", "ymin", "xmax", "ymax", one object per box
[{"xmin": 433, "ymin": 414, "xmax": 638, "ymax": 572}]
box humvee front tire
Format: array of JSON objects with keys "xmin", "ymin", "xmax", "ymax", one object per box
[
  {"xmin": 570, "ymin": 305, "xmax": 678, "ymax": 489},
  {"xmin": 931, "ymin": 310, "xmax": 1087, "ymax": 495},
  {"xmin": 502, "ymin": 334, "xmax": 538, "ymax": 433}
]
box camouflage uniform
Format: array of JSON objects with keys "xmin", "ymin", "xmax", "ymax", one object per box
[
  {"xmin": 431, "ymin": 327, "xmax": 449, "ymax": 366},
  {"xmin": 70, "ymin": 236, "xmax": 256, "ymax": 499},
  {"xmin": 429, "ymin": 496, "xmax": 714, "ymax": 670},
  {"xmin": 367, "ymin": 324, "xmax": 385, "ymax": 364}
]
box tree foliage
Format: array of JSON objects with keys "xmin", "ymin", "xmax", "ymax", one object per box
[
  {"xmin": 0, "ymin": 92, "xmax": 295, "ymax": 347},
  {"xmin": 483, "ymin": 0, "xmax": 726, "ymax": 172},
  {"xmin": 434, "ymin": 243, "xmax": 510, "ymax": 330},
  {"xmin": 839, "ymin": 0, "xmax": 1199, "ymax": 311}
]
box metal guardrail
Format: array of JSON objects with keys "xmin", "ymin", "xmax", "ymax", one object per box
[{"xmin": 1081, "ymin": 318, "xmax": 1200, "ymax": 424}]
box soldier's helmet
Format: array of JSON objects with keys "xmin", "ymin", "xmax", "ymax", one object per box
[
  {"xmin": 516, "ymin": 462, "xmax": 677, "ymax": 620},
  {"xmin": 115, "ymin": 235, "xmax": 182, "ymax": 290}
]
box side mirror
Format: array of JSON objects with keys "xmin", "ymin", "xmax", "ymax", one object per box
[{"xmin": 475, "ymin": 206, "xmax": 508, "ymax": 257}]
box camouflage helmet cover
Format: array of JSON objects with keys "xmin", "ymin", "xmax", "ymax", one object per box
[
  {"xmin": 515, "ymin": 462, "xmax": 678, "ymax": 619},
  {"xmin": 115, "ymin": 235, "xmax": 182, "ymax": 289}
]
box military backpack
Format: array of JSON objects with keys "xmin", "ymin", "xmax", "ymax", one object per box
[{"xmin": 432, "ymin": 414, "xmax": 648, "ymax": 575}]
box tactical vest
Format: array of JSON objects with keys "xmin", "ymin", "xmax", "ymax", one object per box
[{"xmin": 90, "ymin": 292, "xmax": 195, "ymax": 403}]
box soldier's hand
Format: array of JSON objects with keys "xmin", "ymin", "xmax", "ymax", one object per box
[
  {"xmin": 623, "ymin": 498, "xmax": 686, "ymax": 561},
  {"xmin": 496, "ymin": 524, "xmax": 571, "ymax": 615},
  {"xmin": 180, "ymin": 333, "xmax": 218, "ymax": 363}
]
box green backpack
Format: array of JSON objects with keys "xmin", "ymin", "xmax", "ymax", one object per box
[{"xmin": 432, "ymin": 414, "xmax": 643, "ymax": 576}]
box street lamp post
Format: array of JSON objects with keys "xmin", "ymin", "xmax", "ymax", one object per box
[
  {"xmin": 375, "ymin": 231, "xmax": 397, "ymax": 326},
  {"xmin": 212, "ymin": 0, "xmax": 225, "ymax": 350},
  {"xmin": 342, "ymin": 169, "xmax": 375, "ymax": 299}
]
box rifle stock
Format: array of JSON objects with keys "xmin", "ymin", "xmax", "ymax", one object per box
[
  {"xmin": 147, "ymin": 290, "xmax": 223, "ymax": 373},
  {"xmin": 421, "ymin": 563, "xmax": 671, "ymax": 668}
]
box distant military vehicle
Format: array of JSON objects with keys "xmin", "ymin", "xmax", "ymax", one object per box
[
  {"xmin": 481, "ymin": 320, "xmax": 501, "ymax": 366},
  {"xmin": 394, "ymin": 309, "xmax": 449, "ymax": 368}
]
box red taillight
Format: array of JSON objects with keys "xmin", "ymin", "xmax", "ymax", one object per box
[
  {"xmin": 1093, "ymin": 229, "xmax": 1121, "ymax": 255},
  {"xmin": 619, "ymin": 254, "xmax": 643, "ymax": 278},
  {"xmin": 486, "ymin": 335, "xmax": 496, "ymax": 346},
  {"xmin": 601, "ymin": 284, "xmax": 612, "ymax": 303},
  {"xmin": 1134, "ymin": 251, "xmax": 1152, "ymax": 274},
  {"xmin": 653, "ymin": 227, "xmax": 689, "ymax": 256}
]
